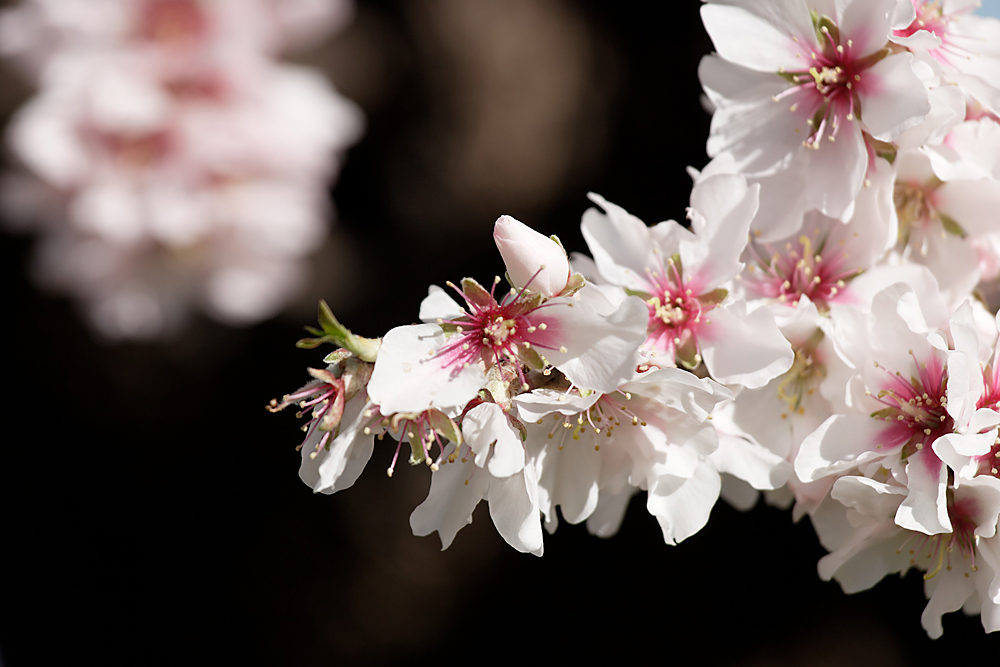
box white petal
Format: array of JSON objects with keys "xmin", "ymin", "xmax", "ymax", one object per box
[
  {"xmin": 487, "ymin": 463, "xmax": 544, "ymax": 555},
  {"xmin": 795, "ymin": 414, "xmax": 893, "ymax": 482},
  {"xmin": 536, "ymin": 290, "xmax": 647, "ymax": 394},
  {"xmin": 299, "ymin": 396, "xmax": 375, "ymax": 494},
  {"xmin": 367, "ymin": 324, "xmax": 485, "ymax": 415},
  {"xmin": 585, "ymin": 487, "xmax": 635, "ymax": 538},
  {"xmin": 803, "ymin": 120, "xmax": 867, "ymax": 219},
  {"xmin": 857, "ymin": 53, "xmax": 931, "ymax": 141},
  {"xmin": 494, "ymin": 215, "xmax": 570, "ymax": 297},
  {"xmin": 419, "ymin": 285, "xmax": 465, "ymax": 323},
  {"xmin": 646, "ymin": 461, "xmax": 722, "ymax": 545},
  {"xmin": 895, "ymin": 446, "xmax": 952, "ymax": 535},
  {"xmin": 921, "ymin": 569, "xmax": 976, "ymax": 639},
  {"xmin": 838, "ymin": 0, "xmax": 896, "ymax": 57},
  {"xmin": 580, "ymin": 194, "xmax": 660, "ymax": 292},
  {"xmin": 409, "ymin": 449, "xmax": 490, "ymax": 550},
  {"xmin": 535, "ymin": 431, "xmax": 601, "ymax": 525},
  {"xmin": 513, "ymin": 388, "xmax": 601, "ymax": 423},
  {"xmin": 685, "ymin": 173, "xmax": 759, "ymax": 286},
  {"xmin": 699, "ymin": 301, "xmax": 793, "ymax": 389},
  {"xmin": 709, "ymin": 434, "xmax": 792, "ymax": 490},
  {"xmin": 830, "ymin": 475, "xmax": 907, "ymax": 519},
  {"xmin": 464, "ymin": 402, "xmax": 524, "ymax": 478},
  {"xmin": 701, "ymin": 1, "xmax": 815, "ymax": 73},
  {"xmin": 699, "ymin": 55, "xmax": 812, "ymax": 175}
]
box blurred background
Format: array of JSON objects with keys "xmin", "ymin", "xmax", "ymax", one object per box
[{"xmin": 1, "ymin": 1, "xmax": 999, "ymax": 664}]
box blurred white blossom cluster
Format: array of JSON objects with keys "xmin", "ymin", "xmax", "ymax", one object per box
[
  {"xmin": 0, "ymin": 0, "xmax": 363, "ymax": 338},
  {"xmin": 272, "ymin": 0, "xmax": 1000, "ymax": 638}
]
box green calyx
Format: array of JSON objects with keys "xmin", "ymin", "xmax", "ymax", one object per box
[{"xmin": 297, "ymin": 300, "xmax": 382, "ymax": 362}]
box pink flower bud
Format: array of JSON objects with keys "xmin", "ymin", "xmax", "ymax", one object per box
[{"xmin": 493, "ymin": 215, "xmax": 570, "ymax": 297}]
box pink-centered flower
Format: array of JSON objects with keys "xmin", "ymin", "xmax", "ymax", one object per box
[
  {"xmin": 367, "ymin": 277, "xmax": 648, "ymax": 417},
  {"xmin": 700, "ymin": 0, "xmax": 931, "ymax": 232},
  {"xmin": 811, "ymin": 473, "xmax": 1000, "ymax": 638},
  {"xmin": 796, "ymin": 282, "xmax": 981, "ymax": 535},
  {"xmin": 580, "ymin": 173, "xmax": 793, "ymax": 388},
  {"xmin": 892, "ymin": 0, "xmax": 1000, "ymax": 114}
]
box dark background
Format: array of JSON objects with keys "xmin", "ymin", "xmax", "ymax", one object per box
[{"xmin": 1, "ymin": 1, "xmax": 998, "ymax": 664}]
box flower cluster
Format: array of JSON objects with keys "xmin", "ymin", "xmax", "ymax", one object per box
[
  {"xmin": 0, "ymin": 0, "xmax": 363, "ymax": 338},
  {"xmin": 272, "ymin": 0, "xmax": 1000, "ymax": 638}
]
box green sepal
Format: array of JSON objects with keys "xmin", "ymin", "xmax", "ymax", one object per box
[
  {"xmin": 869, "ymin": 408, "xmax": 896, "ymax": 420},
  {"xmin": 777, "ymin": 70, "xmax": 801, "ymax": 85},
  {"xmin": 408, "ymin": 439, "xmax": 426, "ymax": 466},
  {"xmin": 560, "ymin": 272, "xmax": 587, "ymax": 297},
  {"xmin": 855, "ymin": 48, "xmax": 890, "ymax": 72},
  {"xmin": 939, "ymin": 213, "xmax": 968, "ymax": 239},
  {"xmin": 698, "ymin": 288, "xmax": 728, "ymax": 308},
  {"xmin": 307, "ymin": 367, "xmax": 340, "ymax": 385},
  {"xmin": 460, "ymin": 278, "xmax": 494, "ymax": 310},
  {"xmin": 675, "ymin": 335, "xmax": 701, "ymax": 370},
  {"xmin": 508, "ymin": 415, "xmax": 528, "ymax": 442},
  {"xmin": 869, "ymin": 137, "xmax": 897, "ymax": 165},
  {"xmin": 426, "ymin": 410, "xmax": 463, "ymax": 447},
  {"xmin": 549, "ymin": 234, "xmax": 568, "ymax": 255},
  {"xmin": 296, "ymin": 300, "xmax": 381, "ymax": 362},
  {"xmin": 517, "ymin": 344, "xmax": 546, "ymax": 371},
  {"xmin": 323, "ymin": 348, "xmax": 353, "ymax": 365},
  {"xmin": 506, "ymin": 292, "xmax": 545, "ymax": 318},
  {"xmin": 815, "ymin": 15, "xmax": 840, "ymax": 49},
  {"xmin": 668, "ymin": 253, "xmax": 683, "ymax": 277}
]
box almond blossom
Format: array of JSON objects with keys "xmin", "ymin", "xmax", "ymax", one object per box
[
  {"xmin": 580, "ymin": 173, "xmax": 793, "ymax": 388},
  {"xmin": 700, "ymin": 0, "xmax": 931, "ymax": 236},
  {"xmin": 811, "ymin": 473, "xmax": 1000, "ymax": 637},
  {"xmin": 891, "ymin": 0, "xmax": 1000, "ymax": 115},
  {"xmin": 1, "ymin": 0, "xmax": 363, "ymax": 337},
  {"xmin": 262, "ymin": 0, "xmax": 1000, "ymax": 639}
]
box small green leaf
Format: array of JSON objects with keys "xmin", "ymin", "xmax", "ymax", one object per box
[{"xmin": 302, "ymin": 300, "xmax": 381, "ymax": 362}]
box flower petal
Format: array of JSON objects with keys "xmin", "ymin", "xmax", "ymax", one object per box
[
  {"xmin": 699, "ymin": 300, "xmax": 794, "ymax": 389},
  {"xmin": 796, "ymin": 414, "xmax": 894, "ymax": 482},
  {"xmin": 368, "ymin": 323, "xmax": 486, "ymax": 415},
  {"xmin": 857, "ymin": 52, "xmax": 931, "ymax": 141},
  {"xmin": 895, "ymin": 446, "xmax": 951, "ymax": 535},
  {"xmin": 409, "ymin": 448, "xmax": 490, "ymax": 550},
  {"xmin": 646, "ymin": 461, "xmax": 722, "ymax": 545},
  {"xmin": 487, "ymin": 463, "xmax": 544, "ymax": 555}
]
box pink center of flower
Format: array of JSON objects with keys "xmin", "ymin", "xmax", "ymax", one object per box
[
  {"xmin": 746, "ymin": 233, "xmax": 857, "ymax": 310},
  {"xmin": 894, "ymin": 1, "xmax": 980, "ymax": 68},
  {"xmin": 894, "ymin": 1, "xmax": 950, "ymax": 41},
  {"xmin": 640, "ymin": 252, "xmax": 718, "ymax": 367},
  {"xmin": 868, "ymin": 351, "xmax": 953, "ymax": 458},
  {"xmin": 776, "ymin": 328, "xmax": 827, "ymax": 417},
  {"xmin": 974, "ymin": 363, "xmax": 1000, "ymax": 478},
  {"xmin": 898, "ymin": 493, "xmax": 980, "ymax": 579},
  {"xmin": 433, "ymin": 276, "xmax": 565, "ymax": 389},
  {"xmin": 137, "ymin": 0, "xmax": 208, "ymax": 46},
  {"xmin": 775, "ymin": 20, "xmax": 875, "ymax": 148},
  {"xmin": 893, "ymin": 178, "xmax": 966, "ymax": 255},
  {"xmin": 98, "ymin": 131, "xmax": 173, "ymax": 170},
  {"xmin": 268, "ymin": 376, "xmax": 346, "ymax": 459}
]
